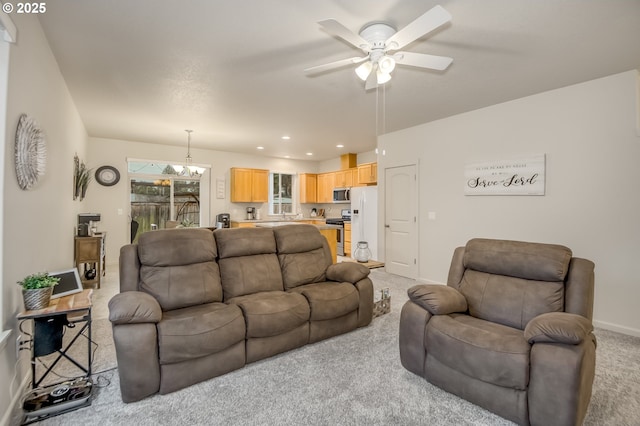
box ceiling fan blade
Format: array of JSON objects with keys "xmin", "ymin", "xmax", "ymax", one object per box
[
  {"xmin": 318, "ymin": 19, "xmax": 371, "ymax": 51},
  {"xmin": 385, "ymin": 5, "xmax": 451, "ymax": 51},
  {"xmin": 304, "ymin": 56, "xmax": 368, "ymax": 74},
  {"xmin": 393, "ymin": 51, "xmax": 453, "ymax": 71}
]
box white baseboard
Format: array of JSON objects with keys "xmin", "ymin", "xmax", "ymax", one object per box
[{"xmin": 593, "ymin": 320, "xmax": 640, "ymax": 338}]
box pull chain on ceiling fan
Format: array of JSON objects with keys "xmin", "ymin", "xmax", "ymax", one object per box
[{"xmin": 304, "ymin": 5, "xmax": 453, "ymax": 90}]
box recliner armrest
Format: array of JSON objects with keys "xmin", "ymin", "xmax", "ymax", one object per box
[
  {"xmin": 407, "ymin": 284, "xmax": 467, "ymax": 315},
  {"xmin": 524, "ymin": 312, "xmax": 593, "ymax": 345},
  {"xmin": 326, "ymin": 262, "xmax": 370, "ymax": 283},
  {"xmin": 109, "ymin": 291, "xmax": 162, "ymax": 325}
]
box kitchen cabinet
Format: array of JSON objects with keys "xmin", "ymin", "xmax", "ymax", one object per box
[
  {"xmin": 230, "ymin": 221, "xmax": 256, "ymax": 228},
  {"xmin": 344, "ymin": 222, "xmax": 352, "ymax": 258},
  {"xmin": 299, "ymin": 173, "xmax": 317, "ymax": 203},
  {"xmin": 317, "ymin": 172, "xmax": 335, "ymax": 203},
  {"xmin": 357, "ymin": 162, "xmax": 377, "ymax": 185},
  {"xmin": 230, "ymin": 167, "xmax": 269, "ymax": 202},
  {"xmin": 334, "ymin": 169, "xmax": 355, "ymax": 188}
]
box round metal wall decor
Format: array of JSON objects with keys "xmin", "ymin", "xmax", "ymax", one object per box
[
  {"xmin": 14, "ymin": 114, "xmax": 46, "ymax": 190},
  {"xmin": 95, "ymin": 165, "xmax": 120, "ymax": 186}
]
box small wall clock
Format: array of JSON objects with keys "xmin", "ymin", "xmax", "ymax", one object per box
[{"xmin": 95, "ymin": 165, "xmax": 120, "ymax": 186}]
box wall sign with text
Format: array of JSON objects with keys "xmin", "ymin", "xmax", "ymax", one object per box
[{"xmin": 464, "ymin": 155, "xmax": 546, "ymax": 196}]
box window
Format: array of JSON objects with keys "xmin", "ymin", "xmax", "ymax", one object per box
[
  {"xmin": 269, "ymin": 172, "xmax": 294, "ymax": 215},
  {"xmin": 127, "ymin": 159, "xmax": 210, "ymax": 242}
]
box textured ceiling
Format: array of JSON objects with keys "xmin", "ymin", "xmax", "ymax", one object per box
[{"xmin": 37, "ymin": 0, "xmax": 640, "ymax": 161}]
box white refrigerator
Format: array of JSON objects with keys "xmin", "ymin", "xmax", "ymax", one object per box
[{"xmin": 350, "ymin": 186, "xmax": 378, "ymax": 261}]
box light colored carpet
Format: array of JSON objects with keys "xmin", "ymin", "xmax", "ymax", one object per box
[{"xmin": 12, "ymin": 269, "xmax": 640, "ymax": 425}]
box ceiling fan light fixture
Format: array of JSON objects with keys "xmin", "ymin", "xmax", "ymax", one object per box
[
  {"xmin": 355, "ymin": 61, "xmax": 373, "ymax": 81},
  {"xmin": 377, "ymin": 69, "xmax": 392, "ymax": 85},
  {"xmin": 378, "ymin": 56, "xmax": 396, "ymax": 74}
]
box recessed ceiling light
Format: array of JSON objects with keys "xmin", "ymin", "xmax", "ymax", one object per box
[
  {"xmin": 306, "ymin": 152, "xmax": 313, "ymax": 156},
  {"xmin": 281, "ymin": 136, "xmax": 291, "ymax": 140},
  {"xmin": 257, "ymin": 146, "xmax": 264, "ymax": 150},
  {"xmin": 336, "ymin": 144, "xmax": 344, "ymax": 148}
]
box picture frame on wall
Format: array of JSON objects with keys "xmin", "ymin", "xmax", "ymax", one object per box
[{"xmin": 464, "ymin": 154, "xmax": 546, "ymax": 196}]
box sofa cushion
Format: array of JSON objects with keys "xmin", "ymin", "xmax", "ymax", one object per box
[
  {"xmin": 426, "ymin": 314, "xmax": 531, "ymax": 390},
  {"xmin": 459, "ymin": 269, "xmax": 564, "ymax": 329},
  {"xmin": 137, "ymin": 228, "xmax": 222, "ymax": 311},
  {"xmin": 463, "ymin": 238, "xmax": 572, "ymax": 282},
  {"xmin": 273, "ymin": 224, "xmax": 327, "ymax": 254},
  {"xmin": 273, "ymin": 225, "xmax": 332, "ymax": 289},
  {"xmin": 289, "ymin": 282, "xmax": 359, "ymax": 321},
  {"xmin": 140, "ymin": 262, "xmax": 223, "ymax": 311},
  {"xmin": 157, "ymin": 302, "xmax": 245, "ymax": 364},
  {"xmin": 138, "ymin": 228, "xmax": 216, "ymax": 266},
  {"xmin": 215, "ymin": 227, "xmax": 276, "ymax": 259},
  {"xmin": 228, "ymin": 291, "xmax": 310, "ymax": 338},
  {"xmin": 218, "ymin": 254, "xmax": 284, "ymax": 299}
]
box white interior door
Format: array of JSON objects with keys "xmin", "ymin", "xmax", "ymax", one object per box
[{"xmin": 384, "ymin": 165, "xmax": 417, "ymax": 278}]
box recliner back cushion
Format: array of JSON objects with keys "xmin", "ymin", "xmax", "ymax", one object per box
[
  {"xmin": 137, "ymin": 228, "xmax": 222, "ymax": 311},
  {"xmin": 273, "ymin": 225, "xmax": 332, "ymax": 290},
  {"xmin": 215, "ymin": 227, "xmax": 284, "ymax": 299},
  {"xmin": 459, "ymin": 270, "xmax": 564, "ymax": 329},
  {"xmin": 463, "ymin": 238, "xmax": 572, "ymax": 282},
  {"xmin": 459, "ymin": 239, "xmax": 570, "ymax": 329}
]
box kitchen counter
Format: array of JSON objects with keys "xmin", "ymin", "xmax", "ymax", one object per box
[
  {"xmin": 255, "ymin": 222, "xmax": 338, "ymax": 230},
  {"xmin": 251, "ymin": 222, "xmax": 338, "ymax": 263},
  {"xmin": 235, "ymin": 218, "xmax": 326, "ymax": 223}
]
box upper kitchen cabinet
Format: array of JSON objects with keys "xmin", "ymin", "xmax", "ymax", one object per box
[
  {"xmin": 230, "ymin": 167, "xmax": 269, "ymax": 202},
  {"xmin": 299, "ymin": 173, "xmax": 317, "ymax": 204},
  {"xmin": 317, "ymin": 172, "xmax": 335, "ymax": 203},
  {"xmin": 357, "ymin": 162, "xmax": 377, "ymax": 185},
  {"xmin": 334, "ymin": 169, "xmax": 355, "ymax": 188}
]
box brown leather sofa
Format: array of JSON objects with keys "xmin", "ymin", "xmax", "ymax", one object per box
[
  {"xmin": 399, "ymin": 238, "xmax": 596, "ymax": 426},
  {"xmin": 109, "ymin": 224, "xmax": 373, "ymax": 402}
]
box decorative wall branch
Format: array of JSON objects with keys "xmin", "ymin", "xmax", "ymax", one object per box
[{"xmin": 73, "ymin": 154, "xmax": 91, "ymax": 201}]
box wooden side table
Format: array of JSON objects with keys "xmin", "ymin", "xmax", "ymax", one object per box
[
  {"xmin": 74, "ymin": 236, "xmax": 103, "ymax": 288},
  {"xmin": 17, "ymin": 290, "xmax": 93, "ymax": 388}
]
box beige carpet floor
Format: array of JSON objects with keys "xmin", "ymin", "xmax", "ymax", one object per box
[{"xmin": 10, "ymin": 269, "xmax": 640, "ymax": 426}]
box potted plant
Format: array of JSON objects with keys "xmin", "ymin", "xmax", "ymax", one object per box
[{"xmin": 18, "ymin": 272, "xmax": 60, "ymax": 310}]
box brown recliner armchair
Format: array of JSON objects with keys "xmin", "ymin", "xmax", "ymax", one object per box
[{"xmin": 399, "ymin": 238, "xmax": 596, "ymax": 426}]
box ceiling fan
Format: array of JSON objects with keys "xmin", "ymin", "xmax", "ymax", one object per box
[{"xmin": 304, "ymin": 5, "xmax": 453, "ymax": 90}]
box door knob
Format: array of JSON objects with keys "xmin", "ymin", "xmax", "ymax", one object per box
[{"xmin": 385, "ymin": 224, "xmax": 390, "ymax": 228}]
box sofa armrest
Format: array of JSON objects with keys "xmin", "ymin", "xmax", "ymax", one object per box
[
  {"xmin": 524, "ymin": 312, "xmax": 593, "ymax": 345},
  {"xmin": 326, "ymin": 262, "xmax": 370, "ymax": 283},
  {"xmin": 109, "ymin": 291, "xmax": 162, "ymax": 325},
  {"xmin": 407, "ymin": 284, "xmax": 467, "ymax": 315}
]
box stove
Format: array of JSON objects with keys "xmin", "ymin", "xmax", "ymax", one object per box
[{"xmin": 325, "ymin": 210, "xmax": 350, "ymax": 255}]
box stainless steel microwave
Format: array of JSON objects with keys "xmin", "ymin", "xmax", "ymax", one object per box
[{"xmin": 333, "ymin": 188, "xmax": 350, "ymax": 203}]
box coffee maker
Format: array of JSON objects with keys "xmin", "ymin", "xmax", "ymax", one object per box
[
  {"xmin": 215, "ymin": 213, "xmax": 230, "ymax": 229},
  {"xmin": 246, "ymin": 207, "xmax": 256, "ymax": 220},
  {"xmin": 77, "ymin": 213, "xmax": 101, "ymax": 237}
]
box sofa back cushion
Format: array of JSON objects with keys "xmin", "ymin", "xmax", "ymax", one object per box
[
  {"xmin": 137, "ymin": 228, "xmax": 222, "ymax": 311},
  {"xmin": 214, "ymin": 227, "xmax": 284, "ymax": 299},
  {"xmin": 458, "ymin": 238, "xmax": 571, "ymax": 329},
  {"xmin": 273, "ymin": 224, "xmax": 332, "ymax": 290}
]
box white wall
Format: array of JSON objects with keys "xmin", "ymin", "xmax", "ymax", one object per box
[
  {"xmin": 379, "ymin": 70, "xmax": 640, "ymax": 336},
  {"xmin": 1, "ymin": 14, "xmax": 88, "ymax": 424},
  {"xmin": 85, "ymin": 137, "xmax": 323, "ymax": 265}
]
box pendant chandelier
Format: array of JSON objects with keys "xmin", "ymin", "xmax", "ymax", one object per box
[{"xmin": 173, "ymin": 129, "xmax": 205, "ymax": 178}]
